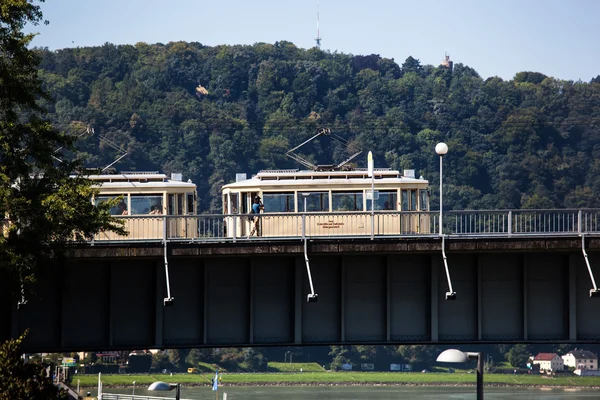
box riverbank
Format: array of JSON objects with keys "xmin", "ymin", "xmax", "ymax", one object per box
[{"xmin": 75, "ymin": 372, "xmax": 600, "ymax": 389}]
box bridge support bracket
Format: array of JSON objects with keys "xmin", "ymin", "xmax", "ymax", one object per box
[
  {"xmin": 304, "ymin": 239, "xmax": 318, "ymax": 303},
  {"xmin": 163, "ymin": 240, "xmax": 175, "ymax": 306},
  {"xmin": 441, "ymin": 235, "xmax": 456, "ymax": 300},
  {"xmin": 581, "ymin": 234, "xmax": 600, "ymax": 298}
]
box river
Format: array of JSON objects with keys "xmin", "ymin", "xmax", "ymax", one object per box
[{"xmin": 92, "ymin": 385, "xmax": 600, "ymax": 399}]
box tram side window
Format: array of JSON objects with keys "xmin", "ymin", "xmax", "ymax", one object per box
[
  {"xmin": 420, "ymin": 189, "xmax": 429, "ymax": 211},
  {"xmin": 332, "ymin": 191, "xmax": 363, "ymax": 211},
  {"xmin": 95, "ymin": 195, "xmax": 126, "ymax": 215},
  {"xmin": 187, "ymin": 193, "xmax": 195, "ymax": 214},
  {"xmin": 177, "ymin": 194, "xmax": 183, "ymax": 215},
  {"xmin": 263, "ymin": 192, "xmax": 295, "ymax": 213},
  {"xmin": 168, "ymin": 194, "xmax": 174, "ymax": 215},
  {"xmin": 298, "ymin": 192, "xmax": 329, "ymax": 212},
  {"xmin": 229, "ymin": 193, "xmax": 239, "ymax": 214},
  {"xmin": 367, "ymin": 191, "xmax": 397, "ymax": 211},
  {"xmin": 131, "ymin": 194, "xmax": 164, "ymax": 215},
  {"xmin": 223, "ymin": 195, "xmax": 228, "ymax": 214},
  {"xmin": 411, "ymin": 190, "xmax": 417, "ymax": 211}
]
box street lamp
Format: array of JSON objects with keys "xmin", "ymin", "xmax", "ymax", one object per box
[
  {"xmin": 435, "ymin": 142, "xmax": 455, "ymax": 300},
  {"xmin": 132, "ymin": 381, "xmax": 136, "ymax": 396},
  {"xmin": 285, "ymin": 351, "xmax": 291, "ymax": 363},
  {"xmin": 437, "ymin": 349, "xmax": 483, "ymax": 400},
  {"xmin": 148, "ymin": 381, "xmax": 180, "ymax": 400},
  {"xmin": 435, "ymin": 142, "xmax": 448, "ymax": 236}
]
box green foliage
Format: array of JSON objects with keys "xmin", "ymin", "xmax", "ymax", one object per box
[
  {"xmin": 508, "ymin": 344, "xmax": 530, "ymax": 368},
  {"xmin": 29, "ymin": 38, "xmax": 600, "ymax": 217},
  {"xmin": 0, "ymin": 332, "xmax": 67, "ymax": 400},
  {"xmin": 0, "ymin": 0, "xmax": 124, "ymax": 300}
]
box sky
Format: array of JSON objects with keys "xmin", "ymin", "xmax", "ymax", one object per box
[{"xmin": 26, "ymin": 0, "xmax": 600, "ymax": 82}]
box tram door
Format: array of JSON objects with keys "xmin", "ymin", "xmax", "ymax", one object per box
[
  {"xmin": 400, "ymin": 189, "xmax": 418, "ymax": 234},
  {"xmin": 185, "ymin": 192, "xmax": 197, "ymax": 238},
  {"xmin": 167, "ymin": 193, "xmax": 188, "ymax": 238}
]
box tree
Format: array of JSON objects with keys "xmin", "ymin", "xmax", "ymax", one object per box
[
  {"xmin": 0, "ymin": 0, "xmax": 124, "ymax": 301},
  {"xmin": 328, "ymin": 346, "xmax": 352, "ymax": 371},
  {"xmin": 0, "ymin": 332, "xmax": 67, "ymax": 400},
  {"xmin": 167, "ymin": 349, "xmax": 181, "ymax": 370},
  {"xmin": 508, "ymin": 344, "xmax": 530, "ymax": 368}
]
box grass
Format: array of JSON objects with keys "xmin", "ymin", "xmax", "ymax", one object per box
[
  {"xmin": 267, "ymin": 362, "xmax": 325, "ymax": 372},
  {"xmin": 74, "ymin": 371, "xmax": 600, "ymax": 388}
]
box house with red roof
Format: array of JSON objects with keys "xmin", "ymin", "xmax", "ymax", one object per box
[{"xmin": 532, "ymin": 353, "xmax": 563, "ymax": 372}]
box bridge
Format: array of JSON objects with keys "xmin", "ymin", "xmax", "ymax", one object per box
[{"xmin": 2, "ymin": 209, "xmax": 600, "ymax": 352}]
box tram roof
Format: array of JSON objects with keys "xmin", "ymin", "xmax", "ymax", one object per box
[
  {"xmin": 73, "ymin": 171, "xmax": 197, "ymax": 189},
  {"xmin": 222, "ymin": 169, "xmax": 428, "ymax": 190}
]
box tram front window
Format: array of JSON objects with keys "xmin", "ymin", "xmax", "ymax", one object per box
[
  {"xmin": 401, "ymin": 189, "xmax": 418, "ymax": 211},
  {"xmin": 263, "ymin": 192, "xmax": 295, "ymax": 213},
  {"xmin": 131, "ymin": 194, "xmax": 164, "ymax": 215},
  {"xmin": 367, "ymin": 191, "xmax": 397, "ymax": 211},
  {"xmin": 298, "ymin": 192, "xmax": 329, "ymax": 212}
]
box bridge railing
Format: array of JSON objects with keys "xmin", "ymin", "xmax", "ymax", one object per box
[
  {"xmin": 445, "ymin": 209, "xmax": 591, "ymax": 236},
  {"xmin": 86, "ymin": 209, "xmax": 600, "ymax": 243}
]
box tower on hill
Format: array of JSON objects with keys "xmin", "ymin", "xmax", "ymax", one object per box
[{"xmin": 440, "ymin": 53, "xmax": 453, "ymax": 70}]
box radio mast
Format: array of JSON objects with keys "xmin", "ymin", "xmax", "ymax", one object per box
[{"xmin": 315, "ymin": 2, "xmax": 322, "ymax": 49}]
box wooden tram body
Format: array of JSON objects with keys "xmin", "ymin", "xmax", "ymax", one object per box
[
  {"xmin": 221, "ymin": 168, "xmax": 430, "ymax": 238},
  {"xmin": 90, "ymin": 171, "xmax": 197, "ymax": 241}
]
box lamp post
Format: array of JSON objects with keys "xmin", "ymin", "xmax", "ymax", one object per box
[
  {"xmin": 435, "ymin": 142, "xmax": 448, "ymax": 235},
  {"xmin": 132, "ymin": 381, "xmax": 136, "ymax": 396},
  {"xmin": 368, "ymin": 151, "xmax": 375, "ymax": 239},
  {"xmin": 437, "ymin": 349, "xmax": 483, "ymax": 400},
  {"xmin": 285, "ymin": 351, "xmax": 291, "ymax": 364}
]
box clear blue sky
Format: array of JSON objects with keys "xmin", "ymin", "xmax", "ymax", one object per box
[{"xmin": 27, "ymin": 0, "xmax": 600, "ymax": 81}]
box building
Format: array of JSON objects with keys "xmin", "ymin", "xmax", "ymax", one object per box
[
  {"xmin": 440, "ymin": 53, "xmax": 453, "ymax": 70},
  {"xmin": 532, "ymin": 353, "xmax": 564, "ymax": 372},
  {"xmin": 562, "ymin": 350, "xmax": 598, "ymax": 371}
]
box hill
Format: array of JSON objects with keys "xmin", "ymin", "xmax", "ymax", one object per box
[{"xmin": 35, "ymin": 41, "xmax": 600, "ymax": 211}]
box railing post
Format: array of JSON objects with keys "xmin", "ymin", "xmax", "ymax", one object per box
[
  {"xmin": 508, "ymin": 210, "xmax": 512, "ymax": 236},
  {"xmin": 232, "ymin": 215, "xmax": 237, "ymax": 242},
  {"xmin": 578, "ymin": 209, "xmax": 582, "ymax": 234}
]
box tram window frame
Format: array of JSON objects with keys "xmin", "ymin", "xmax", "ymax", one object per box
[
  {"xmin": 229, "ymin": 193, "xmax": 239, "ymax": 214},
  {"xmin": 95, "ymin": 194, "xmax": 127, "ymax": 216},
  {"xmin": 298, "ymin": 191, "xmax": 329, "ymax": 212},
  {"xmin": 332, "ymin": 191, "xmax": 364, "ymax": 212},
  {"xmin": 401, "ymin": 189, "xmax": 419, "ymax": 211},
  {"xmin": 130, "ymin": 194, "xmax": 164, "ymax": 215},
  {"xmin": 186, "ymin": 193, "xmax": 195, "ymax": 214},
  {"xmin": 262, "ymin": 192, "xmax": 295, "ymax": 213},
  {"xmin": 168, "ymin": 194, "xmax": 175, "ymax": 215},
  {"xmin": 223, "ymin": 194, "xmax": 228, "ymax": 214},
  {"xmin": 366, "ymin": 190, "xmax": 397, "ymax": 211},
  {"xmin": 176, "ymin": 194, "xmax": 183, "ymax": 215},
  {"xmin": 420, "ymin": 189, "xmax": 429, "ymax": 211}
]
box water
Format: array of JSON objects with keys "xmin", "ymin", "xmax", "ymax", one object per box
[{"xmin": 93, "ymin": 386, "xmax": 600, "ymax": 399}]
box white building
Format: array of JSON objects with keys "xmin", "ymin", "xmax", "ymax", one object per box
[
  {"xmin": 562, "ymin": 350, "xmax": 598, "ymax": 371},
  {"xmin": 532, "ymin": 353, "xmax": 563, "ymax": 372}
]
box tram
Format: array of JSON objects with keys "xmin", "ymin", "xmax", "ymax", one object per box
[
  {"xmin": 90, "ymin": 171, "xmax": 197, "ymax": 241},
  {"xmin": 221, "ymin": 168, "xmax": 431, "ymax": 238}
]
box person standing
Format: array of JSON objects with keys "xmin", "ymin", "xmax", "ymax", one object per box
[{"xmin": 249, "ymin": 195, "xmax": 264, "ymax": 237}]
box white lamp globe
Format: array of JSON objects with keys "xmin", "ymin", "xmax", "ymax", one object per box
[{"xmin": 435, "ymin": 142, "xmax": 448, "ymax": 156}]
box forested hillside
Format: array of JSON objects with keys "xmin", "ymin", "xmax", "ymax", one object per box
[{"xmin": 35, "ymin": 41, "xmax": 600, "ymax": 212}]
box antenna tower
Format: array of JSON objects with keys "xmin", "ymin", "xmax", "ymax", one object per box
[{"xmin": 315, "ymin": 2, "xmax": 322, "ymax": 48}]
